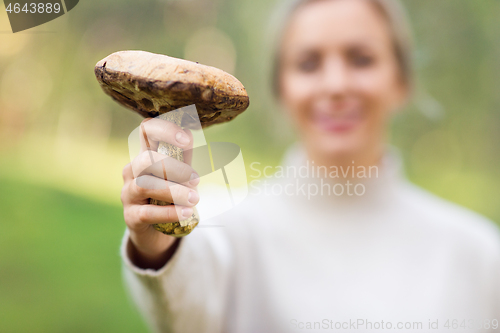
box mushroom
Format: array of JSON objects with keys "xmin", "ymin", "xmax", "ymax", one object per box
[{"xmin": 95, "ymin": 50, "xmax": 250, "ymax": 237}]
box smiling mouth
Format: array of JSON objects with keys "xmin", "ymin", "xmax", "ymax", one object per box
[{"xmin": 311, "ymin": 107, "xmax": 363, "ymax": 133}]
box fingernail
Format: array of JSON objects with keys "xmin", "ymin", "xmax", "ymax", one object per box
[
  {"xmin": 188, "ymin": 191, "xmax": 199, "ymax": 205},
  {"xmin": 189, "ymin": 172, "xmax": 200, "ymax": 186},
  {"xmin": 182, "ymin": 207, "xmax": 193, "ymax": 219},
  {"xmin": 176, "ymin": 132, "xmax": 190, "ymax": 145}
]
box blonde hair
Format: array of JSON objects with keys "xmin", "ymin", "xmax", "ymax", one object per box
[{"xmin": 269, "ymin": 0, "xmax": 415, "ymax": 98}]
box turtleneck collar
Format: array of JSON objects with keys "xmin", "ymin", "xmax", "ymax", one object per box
[{"xmin": 269, "ymin": 142, "xmax": 406, "ymax": 210}]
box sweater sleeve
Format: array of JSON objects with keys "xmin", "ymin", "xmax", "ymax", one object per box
[{"xmin": 119, "ymin": 227, "xmax": 233, "ymax": 333}]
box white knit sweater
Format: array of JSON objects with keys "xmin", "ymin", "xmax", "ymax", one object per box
[{"xmin": 120, "ymin": 145, "xmax": 500, "ymax": 333}]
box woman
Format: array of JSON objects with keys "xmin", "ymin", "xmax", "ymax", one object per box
[{"xmin": 119, "ymin": 0, "xmax": 500, "ymax": 332}]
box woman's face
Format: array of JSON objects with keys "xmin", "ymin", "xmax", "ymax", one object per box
[{"xmin": 279, "ymin": 0, "xmax": 407, "ymax": 163}]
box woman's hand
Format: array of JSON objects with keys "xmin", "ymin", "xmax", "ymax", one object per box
[{"xmin": 121, "ymin": 118, "xmax": 200, "ymax": 270}]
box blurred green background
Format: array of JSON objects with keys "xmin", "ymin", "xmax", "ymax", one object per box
[{"xmin": 0, "ymin": 0, "xmax": 499, "ymax": 331}]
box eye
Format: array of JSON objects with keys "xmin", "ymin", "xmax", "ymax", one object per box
[
  {"xmin": 347, "ymin": 48, "xmax": 375, "ymax": 68},
  {"xmin": 352, "ymin": 54, "xmax": 374, "ymax": 67},
  {"xmin": 296, "ymin": 54, "xmax": 320, "ymax": 73}
]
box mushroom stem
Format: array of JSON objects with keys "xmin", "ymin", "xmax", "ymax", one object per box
[
  {"xmin": 149, "ymin": 109, "xmax": 199, "ymax": 237},
  {"xmin": 157, "ymin": 109, "xmax": 184, "ymax": 161}
]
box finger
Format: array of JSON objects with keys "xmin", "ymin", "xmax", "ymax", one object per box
[
  {"xmin": 122, "ymin": 163, "xmax": 134, "ymax": 182},
  {"xmin": 127, "ymin": 204, "xmax": 194, "ymax": 226},
  {"xmin": 178, "ymin": 129, "xmax": 199, "ymax": 185},
  {"xmin": 131, "ymin": 151, "xmax": 199, "ymax": 186},
  {"xmin": 130, "ymin": 175, "xmax": 199, "ymax": 206},
  {"xmin": 131, "ymin": 150, "xmax": 163, "ymax": 179},
  {"xmin": 179, "ymin": 129, "xmax": 200, "ymax": 185},
  {"xmin": 139, "ymin": 117, "xmax": 191, "ymax": 154},
  {"xmin": 183, "ymin": 129, "xmax": 194, "ymax": 166},
  {"xmin": 139, "ymin": 118, "xmax": 158, "ymax": 153}
]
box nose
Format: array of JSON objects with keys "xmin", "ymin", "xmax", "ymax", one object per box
[{"xmin": 320, "ymin": 56, "xmax": 349, "ymax": 98}]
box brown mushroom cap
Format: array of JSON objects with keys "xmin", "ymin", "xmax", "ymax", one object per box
[{"xmin": 94, "ymin": 50, "xmax": 250, "ymax": 128}]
